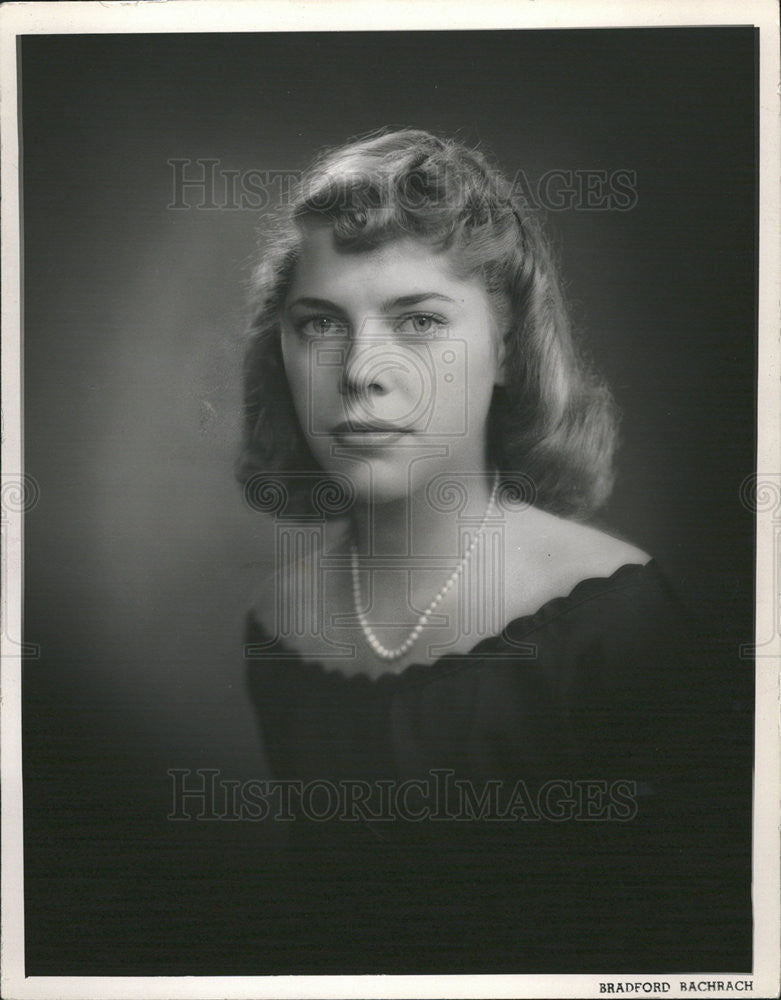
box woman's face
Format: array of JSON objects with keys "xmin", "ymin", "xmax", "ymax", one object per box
[{"xmin": 280, "ymin": 224, "xmax": 504, "ymax": 502}]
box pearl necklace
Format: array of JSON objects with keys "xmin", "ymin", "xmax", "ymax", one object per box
[{"xmin": 350, "ymin": 473, "xmax": 499, "ymax": 662}]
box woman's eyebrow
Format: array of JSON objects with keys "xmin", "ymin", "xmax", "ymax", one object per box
[
  {"xmin": 286, "ymin": 293, "xmax": 458, "ymax": 314},
  {"xmin": 286, "ymin": 296, "xmax": 346, "ymax": 314},
  {"xmin": 380, "ymin": 292, "xmax": 457, "ymax": 312}
]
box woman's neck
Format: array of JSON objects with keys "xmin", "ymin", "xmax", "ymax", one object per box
[{"xmin": 345, "ymin": 470, "xmax": 497, "ymax": 559}]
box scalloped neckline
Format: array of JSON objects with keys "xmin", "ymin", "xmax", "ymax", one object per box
[{"xmin": 246, "ymin": 559, "xmax": 660, "ymax": 688}]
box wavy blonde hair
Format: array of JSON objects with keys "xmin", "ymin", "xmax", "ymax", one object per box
[{"xmin": 238, "ymin": 128, "xmax": 618, "ymax": 519}]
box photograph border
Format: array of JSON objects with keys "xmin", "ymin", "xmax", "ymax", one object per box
[{"xmin": 2, "ymin": 2, "xmax": 778, "ymax": 998}]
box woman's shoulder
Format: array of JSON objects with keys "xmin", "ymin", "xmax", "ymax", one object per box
[
  {"xmin": 500, "ymin": 505, "xmax": 653, "ymax": 624},
  {"xmin": 494, "ymin": 507, "xmax": 696, "ymax": 699}
]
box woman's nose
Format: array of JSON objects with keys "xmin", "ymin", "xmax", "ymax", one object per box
[{"xmin": 338, "ymin": 319, "xmax": 392, "ymax": 399}]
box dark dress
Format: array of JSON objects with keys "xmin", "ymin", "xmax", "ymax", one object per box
[{"xmin": 245, "ymin": 560, "xmax": 752, "ymax": 974}]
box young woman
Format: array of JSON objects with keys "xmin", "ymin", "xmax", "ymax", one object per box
[{"xmin": 237, "ymin": 129, "xmax": 744, "ymax": 973}]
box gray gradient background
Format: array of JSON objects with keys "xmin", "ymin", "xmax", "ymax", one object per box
[{"xmin": 21, "ymin": 30, "xmax": 755, "ymax": 973}]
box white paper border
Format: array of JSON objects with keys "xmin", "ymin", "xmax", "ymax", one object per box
[{"xmin": 2, "ymin": 2, "xmax": 778, "ymax": 998}]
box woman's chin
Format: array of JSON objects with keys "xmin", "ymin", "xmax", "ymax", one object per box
[
  {"xmin": 347, "ymin": 471, "xmax": 414, "ymax": 506},
  {"xmin": 360, "ymin": 479, "xmax": 415, "ymax": 506},
  {"xmin": 315, "ymin": 457, "xmax": 417, "ymax": 506}
]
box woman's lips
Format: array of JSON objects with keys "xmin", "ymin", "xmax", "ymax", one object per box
[{"xmin": 331, "ymin": 422, "xmax": 413, "ymax": 446}]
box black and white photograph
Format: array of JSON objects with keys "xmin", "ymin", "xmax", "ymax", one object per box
[{"xmin": 1, "ymin": 2, "xmax": 779, "ymax": 998}]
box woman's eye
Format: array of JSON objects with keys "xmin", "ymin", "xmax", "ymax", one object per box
[
  {"xmin": 395, "ymin": 313, "xmax": 446, "ymax": 336},
  {"xmin": 297, "ymin": 316, "xmax": 346, "ymax": 338}
]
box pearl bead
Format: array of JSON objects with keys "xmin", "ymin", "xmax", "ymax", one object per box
[{"xmin": 350, "ymin": 473, "xmax": 499, "ymax": 662}]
